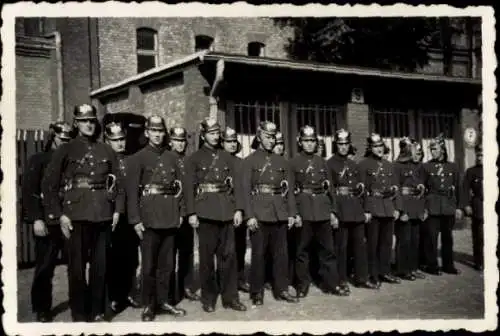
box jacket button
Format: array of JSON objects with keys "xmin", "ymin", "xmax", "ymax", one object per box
[
  {"xmin": 67, "ymin": 201, "xmax": 71, "ymax": 204},
  {"xmin": 48, "ymin": 214, "xmax": 55, "ymax": 219},
  {"xmin": 90, "ymin": 172, "xmax": 95, "ymax": 176}
]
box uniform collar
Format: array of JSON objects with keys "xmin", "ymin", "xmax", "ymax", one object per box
[
  {"xmin": 300, "ymin": 151, "xmax": 315, "ymax": 158},
  {"xmin": 147, "ymin": 143, "xmax": 166, "ymax": 154},
  {"xmin": 201, "ymin": 144, "xmax": 218, "ymax": 154},
  {"xmin": 172, "ymin": 150, "xmax": 185, "ymax": 158},
  {"xmin": 75, "ymin": 134, "xmax": 95, "ymax": 144}
]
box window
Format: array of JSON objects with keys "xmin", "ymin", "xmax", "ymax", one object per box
[
  {"xmin": 194, "ymin": 35, "xmax": 214, "ymax": 52},
  {"xmin": 247, "ymin": 42, "xmax": 266, "ymax": 57},
  {"xmin": 23, "ymin": 18, "xmax": 45, "ymax": 36},
  {"xmin": 136, "ymin": 28, "xmax": 158, "ymax": 73}
]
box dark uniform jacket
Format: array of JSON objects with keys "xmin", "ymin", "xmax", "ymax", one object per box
[
  {"xmin": 423, "ymin": 159, "xmax": 461, "ymax": 216},
  {"xmin": 42, "ymin": 136, "xmax": 122, "ymax": 223},
  {"xmin": 185, "ymin": 145, "xmax": 241, "ymax": 222},
  {"xmin": 22, "ymin": 150, "xmax": 56, "ymax": 224},
  {"xmin": 358, "ymin": 155, "xmax": 402, "ymax": 218},
  {"xmin": 394, "ymin": 159, "xmax": 426, "ymax": 219},
  {"xmin": 327, "ymin": 154, "xmax": 366, "ymax": 223},
  {"xmin": 173, "ymin": 151, "xmax": 187, "ymax": 217},
  {"xmin": 114, "ymin": 152, "xmax": 128, "ymax": 216},
  {"xmin": 241, "ymin": 148, "xmax": 298, "ymax": 222},
  {"xmin": 290, "ymin": 151, "xmax": 337, "ymax": 222},
  {"xmin": 461, "ymin": 164, "xmax": 483, "ymax": 219},
  {"xmin": 232, "ymin": 155, "xmax": 245, "ymax": 212},
  {"xmin": 126, "ymin": 144, "xmax": 184, "ymax": 229}
]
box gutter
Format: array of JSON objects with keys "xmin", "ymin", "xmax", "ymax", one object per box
[{"xmin": 45, "ymin": 31, "xmax": 64, "ymax": 121}]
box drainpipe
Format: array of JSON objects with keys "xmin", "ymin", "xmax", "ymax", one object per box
[
  {"xmin": 209, "ymin": 59, "xmax": 225, "ymax": 121},
  {"xmin": 46, "ymin": 31, "xmax": 64, "ymax": 121}
]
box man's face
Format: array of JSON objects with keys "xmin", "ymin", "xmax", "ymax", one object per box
[
  {"xmin": 76, "ymin": 119, "xmax": 96, "ymax": 137},
  {"xmin": 372, "ymin": 144, "xmax": 385, "ymax": 158},
  {"xmin": 259, "ymin": 132, "xmax": 276, "ymax": 151},
  {"xmin": 430, "ymin": 145, "xmax": 443, "ymax": 160},
  {"xmin": 476, "ymin": 151, "xmax": 483, "ymax": 165},
  {"xmin": 107, "ymin": 137, "xmax": 126, "ymax": 153},
  {"xmin": 223, "ymin": 139, "xmax": 238, "ymax": 154},
  {"xmin": 411, "ymin": 146, "xmax": 423, "ymax": 162},
  {"xmin": 301, "ymin": 139, "xmax": 316, "ymax": 154},
  {"xmin": 337, "ymin": 143, "xmax": 349, "ymax": 156},
  {"xmin": 170, "ymin": 139, "xmax": 186, "ymax": 154},
  {"xmin": 273, "ymin": 143, "xmax": 284, "ymax": 155},
  {"xmin": 203, "ymin": 130, "xmax": 220, "ymax": 147},
  {"xmin": 146, "ymin": 129, "xmax": 166, "ymax": 147}
]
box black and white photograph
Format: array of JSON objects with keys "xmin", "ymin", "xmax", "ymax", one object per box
[{"xmin": 0, "ymin": 2, "xmax": 497, "ymax": 335}]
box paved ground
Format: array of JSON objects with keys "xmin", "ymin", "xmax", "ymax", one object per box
[{"xmin": 17, "ymin": 228, "xmax": 484, "ymax": 322}]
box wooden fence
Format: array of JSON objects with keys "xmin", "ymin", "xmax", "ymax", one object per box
[{"xmin": 17, "ymin": 129, "xmax": 47, "ymax": 268}]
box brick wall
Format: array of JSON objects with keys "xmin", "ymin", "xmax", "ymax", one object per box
[
  {"xmin": 97, "ymin": 17, "xmax": 293, "ymax": 86},
  {"xmin": 345, "ymin": 102, "xmax": 370, "ymax": 161}
]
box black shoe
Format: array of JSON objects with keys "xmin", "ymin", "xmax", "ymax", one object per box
[
  {"xmin": 295, "ymin": 285, "xmax": 309, "ymax": 298},
  {"xmin": 412, "ymin": 270, "xmax": 426, "ymax": 279},
  {"xmin": 127, "ymin": 295, "xmax": 141, "ymax": 308},
  {"xmin": 380, "ymin": 274, "xmax": 401, "ymax": 284},
  {"xmin": 90, "ymin": 314, "xmax": 106, "ymax": 322},
  {"xmin": 354, "ymin": 280, "xmax": 378, "ymax": 289},
  {"xmin": 399, "ymin": 273, "xmax": 416, "ymax": 281},
  {"xmin": 202, "ymin": 304, "xmax": 215, "ymax": 313},
  {"xmin": 141, "ymin": 306, "xmax": 156, "ymax": 321},
  {"xmin": 184, "ymin": 289, "xmax": 200, "ymax": 301},
  {"xmin": 276, "ymin": 291, "xmax": 299, "ymax": 303},
  {"xmin": 264, "ymin": 282, "xmax": 272, "ymax": 290},
  {"xmin": 35, "ymin": 311, "xmax": 52, "ymax": 323},
  {"xmin": 424, "ymin": 266, "xmax": 442, "ymax": 276},
  {"xmin": 251, "ymin": 293, "xmax": 264, "ymax": 306},
  {"xmin": 238, "ymin": 281, "xmax": 250, "ymax": 293},
  {"xmin": 340, "ymin": 282, "xmax": 351, "ymax": 294},
  {"xmin": 158, "ymin": 303, "xmax": 187, "ymax": 316},
  {"xmin": 442, "ymin": 267, "xmax": 460, "ymax": 275},
  {"xmin": 330, "ymin": 286, "xmax": 350, "ymax": 296},
  {"xmin": 369, "ymin": 276, "xmax": 382, "ymax": 289},
  {"xmin": 223, "ymin": 300, "xmax": 247, "ymax": 311}
]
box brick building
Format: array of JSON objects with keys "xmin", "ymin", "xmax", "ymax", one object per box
[{"xmin": 15, "ymin": 17, "xmax": 482, "ymax": 170}]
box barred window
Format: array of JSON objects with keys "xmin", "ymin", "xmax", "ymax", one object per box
[
  {"xmin": 136, "ymin": 28, "xmax": 158, "ymax": 73},
  {"xmin": 195, "ymin": 35, "xmax": 214, "ymax": 52},
  {"xmin": 23, "ymin": 18, "xmax": 45, "ymax": 37}
]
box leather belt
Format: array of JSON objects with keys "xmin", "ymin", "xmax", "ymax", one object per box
[
  {"xmin": 69, "ymin": 177, "xmax": 106, "ymax": 190},
  {"xmin": 367, "ymin": 189, "xmax": 393, "ymax": 198},
  {"xmin": 336, "ymin": 186, "xmax": 358, "ymax": 196},
  {"xmin": 142, "ymin": 183, "xmax": 178, "ymax": 196},
  {"xmin": 401, "ymin": 187, "xmax": 420, "ymax": 196},
  {"xmin": 197, "ymin": 183, "xmax": 229, "ymax": 194},
  {"xmin": 299, "ymin": 186, "xmax": 326, "ymax": 195},
  {"xmin": 253, "ymin": 184, "xmax": 283, "ymax": 195}
]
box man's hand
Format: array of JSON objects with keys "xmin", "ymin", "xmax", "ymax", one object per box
[
  {"xmin": 288, "ymin": 217, "xmax": 296, "ymax": 230},
  {"xmin": 399, "ymin": 213, "xmax": 409, "ymax": 222},
  {"xmin": 233, "ymin": 211, "xmax": 243, "ymax": 227},
  {"xmin": 112, "ymin": 212, "xmax": 120, "ymax": 231},
  {"xmin": 247, "ymin": 217, "xmax": 259, "ymax": 232},
  {"xmin": 455, "ymin": 209, "xmax": 464, "ymax": 221},
  {"xmin": 364, "ymin": 213, "xmax": 372, "ymax": 223},
  {"xmin": 134, "ymin": 222, "xmax": 145, "ymax": 240},
  {"xmin": 393, "ymin": 210, "xmax": 400, "ymax": 221},
  {"xmin": 295, "ymin": 215, "xmax": 303, "ymax": 228},
  {"xmin": 179, "ymin": 216, "xmax": 183, "ymax": 227},
  {"xmin": 464, "ymin": 206, "xmax": 473, "ymax": 217},
  {"xmin": 330, "ymin": 213, "xmax": 339, "ymax": 229},
  {"xmin": 33, "ymin": 219, "xmax": 48, "ymax": 237},
  {"xmin": 188, "ymin": 214, "xmax": 199, "ymax": 229},
  {"xmin": 421, "ymin": 209, "xmax": 429, "ymax": 222},
  {"xmin": 60, "ymin": 214, "xmax": 73, "ymax": 239}
]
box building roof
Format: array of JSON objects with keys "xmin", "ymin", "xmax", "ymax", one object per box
[{"xmin": 90, "ymin": 51, "xmax": 481, "ymax": 98}]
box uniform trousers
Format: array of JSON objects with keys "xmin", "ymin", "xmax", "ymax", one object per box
[
  {"xmin": 108, "ymin": 219, "xmax": 139, "ymax": 305},
  {"xmin": 249, "ymin": 221, "xmax": 289, "ymax": 297},
  {"xmin": 366, "ymin": 217, "xmax": 394, "ymax": 278},
  {"xmin": 66, "ymin": 221, "xmax": 110, "ymax": 321},
  {"xmin": 295, "ymin": 220, "xmax": 339, "ymax": 291},
  {"xmin": 169, "ymin": 220, "xmax": 195, "ymax": 304},
  {"xmin": 141, "ymin": 228, "xmax": 176, "ymax": 308},
  {"xmin": 395, "ymin": 219, "xmax": 420, "ymax": 274},
  {"xmin": 418, "ymin": 224, "xmax": 426, "ymax": 269},
  {"xmin": 287, "ymin": 227, "xmax": 298, "ymax": 288},
  {"xmin": 335, "ymin": 222, "xmax": 369, "ymax": 283},
  {"xmin": 471, "ymin": 217, "xmax": 484, "ymax": 267},
  {"xmin": 198, "ymin": 219, "xmax": 239, "ymax": 306},
  {"xmin": 235, "ymin": 224, "xmax": 248, "ymax": 284},
  {"xmin": 423, "ymin": 215, "xmax": 456, "ymax": 270},
  {"xmin": 31, "ymin": 225, "xmax": 64, "ymax": 314}
]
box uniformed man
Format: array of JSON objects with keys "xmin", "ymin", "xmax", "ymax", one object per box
[
  {"xmin": 461, "ymin": 143, "xmax": 483, "ymax": 271},
  {"xmin": 126, "ymin": 115, "xmax": 187, "ymax": 321},
  {"xmin": 42, "ymin": 104, "xmax": 121, "ymax": 322},
  {"xmin": 221, "ymin": 127, "xmax": 250, "ymax": 293},
  {"xmin": 422, "ymin": 134, "xmax": 463, "ymax": 275},
  {"xmin": 105, "ymin": 122, "xmax": 141, "ymax": 314},
  {"xmin": 358, "ymin": 133, "xmax": 402, "ymax": 288},
  {"xmin": 241, "ymin": 121, "xmax": 299, "ymax": 305},
  {"xmin": 327, "ymin": 129, "xmax": 375, "ymax": 291},
  {"xmin": 168, "ymin": 126, "xmax": 200, "ymax": 303},
  {"xmin": 393, "ymin": 138, "xmax": 428, "ymax": 281},
  {"xmin": 185, "ymin": 118, "xmax": 247, "ymax": 313},
  {"xmin": 23, "ymin": 121, "xmax": 73, "ymax": 322},
  {"xmin": 291, "ymin": 126, "xmax": 347, "ymax": 297}
]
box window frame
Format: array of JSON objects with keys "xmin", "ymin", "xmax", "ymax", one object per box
[
  {"xmin": 136, "ymin": 27, "xmax": 159, "ymax": 73},
  {"xmin": 247, "ymin": 41, "xmax": 266, "ymax": 57},
  {"xmin": 194, "ymin": 34, "xmax": 214, "ymax": 52}
]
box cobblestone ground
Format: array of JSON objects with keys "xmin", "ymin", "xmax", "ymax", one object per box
[{"xmin": 17, "ymin": 228, "xmax": 485, "ymax": 322}]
